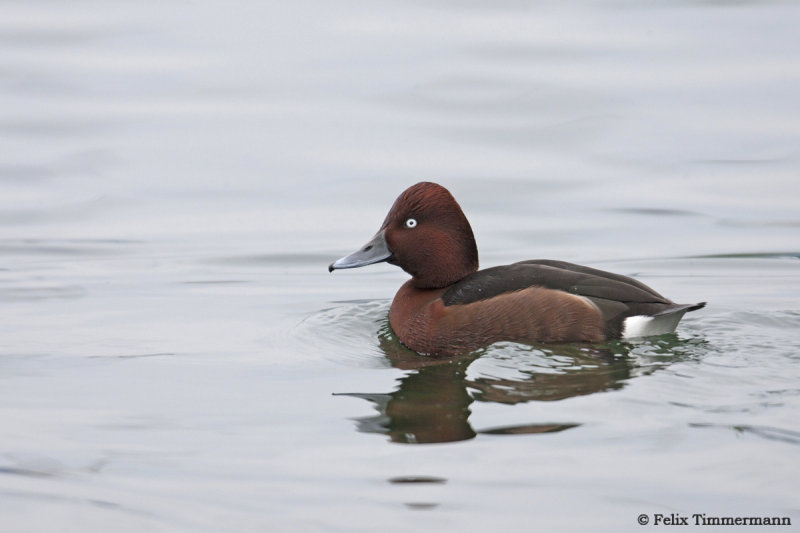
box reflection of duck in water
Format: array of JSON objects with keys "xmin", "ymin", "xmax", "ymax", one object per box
[
  {"xmin": 337, "ymin": 324, "xmax": 633, "ymax": 444},
  {"xmin": 330, "ymin": 182, "xmax": 705, "ymax": 356}
]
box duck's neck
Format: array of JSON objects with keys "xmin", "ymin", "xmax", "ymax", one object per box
[{"xmin": 410, "ymin": 259, "xmax": 477, "ymax": 289}]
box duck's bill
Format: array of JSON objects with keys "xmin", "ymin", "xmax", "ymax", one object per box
[{"xmin": 329, "ymin": 230, "xmax": 393, "ymax": 272}]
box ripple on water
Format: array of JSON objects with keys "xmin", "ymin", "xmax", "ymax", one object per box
[
  {"xmin": 690, "ymin": 423, "xmax": 800, "ymax": 446},
  {"xmin": 295, "ymin": 299, "xmax": 392, "ymax": 368},
  {"xmin": 466, "ymin": 342, "xmax": 633, "ymax": 404},
  {"xmin": 719, "ymin": 310, "xmax": 800, "ymax": 331},
  {"xmin": 0, "ymin": 285, "xmax": 87, "ymax": 301}
]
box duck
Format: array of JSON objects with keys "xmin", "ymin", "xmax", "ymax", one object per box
[{"xmin": 329, "ymin": 182, "xmax": 705, "ymax": 356}]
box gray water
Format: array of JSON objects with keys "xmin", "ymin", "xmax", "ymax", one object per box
[{"xmin": 2, "ymin": 1, "xmax": 799, "ymax": 531}]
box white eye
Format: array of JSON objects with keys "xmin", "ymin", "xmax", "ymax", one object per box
[{"xmin": 405, "ymin": 218, "xmax": 417, "ymax": 228}]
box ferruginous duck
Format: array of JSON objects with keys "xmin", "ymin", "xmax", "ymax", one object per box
[{"xmin": 329, "ymin": 182, "xmax": 705, "ymax": 356}]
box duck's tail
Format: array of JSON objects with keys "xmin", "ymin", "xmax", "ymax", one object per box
[
  {"xmin": 685, "ymin": 301, "xmax": 707, "ymax": 312},
  {"xmin": 623, "ymin": 301, "xmax": 706, "ymax": 338}
]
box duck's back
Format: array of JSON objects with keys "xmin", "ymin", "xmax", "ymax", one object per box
[{"xmin": 439, "ymin": 260, "xmax": 705, "ymax": 341}]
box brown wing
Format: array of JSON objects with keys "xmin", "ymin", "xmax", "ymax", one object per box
[{"xmin": 442, "ymin": 260, "xmax": 672, "ymax": 307}]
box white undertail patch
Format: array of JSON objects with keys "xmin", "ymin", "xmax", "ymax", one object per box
[{"xmin": 622, "ymin": 309, "xmax": 689, "ymax": 339}]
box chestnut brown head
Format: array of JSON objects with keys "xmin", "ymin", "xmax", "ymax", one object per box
[{"xmin": 329, "ymin": 182, "xmax": 479, "ymax": 289}]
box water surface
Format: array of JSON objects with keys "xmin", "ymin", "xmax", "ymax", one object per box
[{"xmin": 1, "ymin": 1, "xmax": 799, "ymax": 531}]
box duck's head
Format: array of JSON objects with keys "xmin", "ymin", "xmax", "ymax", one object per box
[{"xmin": 329, "ymin": 182, "xmax": 479, "ymax": 289}]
